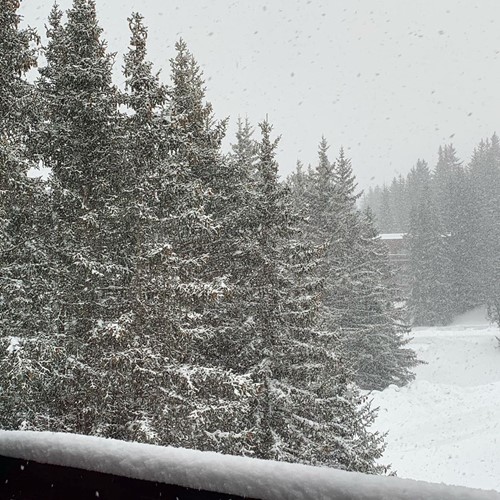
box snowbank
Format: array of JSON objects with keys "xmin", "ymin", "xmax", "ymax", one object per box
[
  {"xmin": 373, "ymin": 320, "xmax": 500, "ymax": 492},
  {"xmin": 0, "ymin": 430, "xmax": 499, "ymax": 500}
]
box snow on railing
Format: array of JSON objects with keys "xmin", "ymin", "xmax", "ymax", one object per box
[{"xmin": 0, "ymin": 431, "xmax": 499, "ymax": 500}]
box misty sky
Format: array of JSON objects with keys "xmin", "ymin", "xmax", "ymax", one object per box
[{"xmin": 19, "ymin": 0, "xmax": 500, "ymax": 189}]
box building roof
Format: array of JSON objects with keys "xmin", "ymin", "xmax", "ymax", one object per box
[{"xmin": 379, "ymin": 233, "xmax": 406, "ymax": 240}]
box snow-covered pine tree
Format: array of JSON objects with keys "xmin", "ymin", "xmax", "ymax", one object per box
[
  {"xmin": 139, "ymin": 39, "xmax": 257, "ymax": 453},
  {"xmin": 433, "ymin": 145, "xmax": 462, "ymax": 230},
  {"xmin": 205, "ymin": 116, "xmax": 262, "ymax": 373},
  {"xmin": 467, "ymin": 139, "xmax": 492, "ymax": 307},
  {"xmin": 468, "ymin": 134, "xmax": 500, "ymax": 326},
  {"xmin": 377, "ymin": 185, "xmax": 396, "ymax": 233},
  {"xmin": 353, "ymin": 208, "xmax": 418, "ymax": 389},
  {"xmin": 433, "ymin": 145, "xmax": 479, "ymax": 315},
  {"xmin": 18, "ymin": 0, "xmax": 129, "ymax": 433},
  {"xmin": 75, "ymin": 11, "xmax": 171, "ymax": 441},
  {"xmin": 391, "ymin": 175, "xmax": 409, "ymax": 232},
  {"xmin": 318, "ymin": 146, "xmax": 417, "ymax": 389},
  {"xmin": 287, "ymin": 161, "xmax": 310, "ymax": 217},
  {"xmin": 407, "ymin": 159, "xmax": 432, "ymax": 215},
  {"xmin": 0, "ymin": 0, "xmax": 38, "ymax": 328},
  {"xmin": 231, "ymin": 117, "xmax": 258, "ymax": 171},
  {"xmin": 407, "ymin": 174, "xmax": 453, "ymax": 326},
  {"xmin": 0, "ymin": 0, "xmax": 54, "ymax": 430},
  {"xmin": 244, "ymin": 128, "xmax": 385, "ymax": 472},
  {"xmin": 293, "ymin": 138, "xmax": 339, "ymax": 332},
  {"xmin": 449, "ymin": 165, "xmax": 480, "ymax": 314}
]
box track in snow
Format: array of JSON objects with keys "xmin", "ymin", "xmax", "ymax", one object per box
[{"xmin": 372, "ymin": 307, "xmax": 500, "ymax": 492}]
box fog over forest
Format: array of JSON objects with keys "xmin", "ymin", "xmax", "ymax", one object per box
[{"xmin": 19, "ymin": 0, "xmax": 500, "ymax": 188}]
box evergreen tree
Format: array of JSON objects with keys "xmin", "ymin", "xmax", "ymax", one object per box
[
  {"xmin": 243, "ymin": 125, "xmax": 385, "ymax": 472},
  {"xmin": 407, "ymin": 159, "xmax": 431, "ymax": 215},
  {"xmin": 447, "ymin": 163, "xmax": 479, "ymax": 314},
  {"xmin": 291, "ymin": 141, "xmax": 418, "ymax": 390},
  {"xmin": 391, "ymin": 175, "xmax": 409, "ymax": 231},
  {"xmin": 149, "ymin": 39, "xmax": 257, "ymax": 453},
  {"xmin": 331, "ymin": 149, "xmax": 417, "ymax": 389},
  {"xmin": 6, "ymin": 0, "xmax": 129, "ymax": 433},
  {"xmin": 407, "ymin": 179, "xmax": 453, "ymax": 326},
  {"xmin": 431, "ymin": 145, "xmax": 466, "ymax": 315},
  {"xmin": 0, "ymin": 0, "xmax": 52, "ymax": 430},
  {"xmin": 433, "ymin": 145, "xmax": 462, "ymax": 230},
  {"xmin": 231, "ymin": 117, "xmax": 258, "ymax": 170},
  {"xmin": 469, "ymin": 135, "xmax": 500, "ymax": 325},
  {"xmin": 287, "ymin": 160, "xmax": 310, "ymax": 214},
  {"xmin": 354, "ymin": 208, "xmax": 418, "ymax": 389},
  {"xmin": 378, "ymin": 185, "xmax": 395, "ymax": 233}
]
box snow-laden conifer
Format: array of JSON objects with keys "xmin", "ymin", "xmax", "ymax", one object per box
[
  {"xmin": 232, "ymin": 126, "xmax": 386, "ymax": 472},
  {"xmin": 140, "ymin": 39, "xmax": 258, "ymax": 453},
  {"xmin": 468, "ymin": 135, "xmax": 500, "ymax": 326},
  {"xmin": 290, "ymin": 141, "xmax": 418, "ymax": 390},
  {"xmin": 407, "ymin": 163, "xmax": 453, "ymax": 326},
  {"xmin": 15, "ymin": 0, "xmax": 129, "ymax": 433},
  {"xmin": 0, "ymin": 0, "xmax": 52, "ymax": 430}
]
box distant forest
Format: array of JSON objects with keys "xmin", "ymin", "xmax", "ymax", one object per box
[{"xmin": 362, "ymin": 137, "xmax": 500, "ymax": 326}]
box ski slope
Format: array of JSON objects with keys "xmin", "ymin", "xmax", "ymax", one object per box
[{"xmin": 372, "ymin": 307, "xmax": 500, "ymax": 492}]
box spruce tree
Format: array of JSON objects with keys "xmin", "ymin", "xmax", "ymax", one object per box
[
  {"xmin": 407, "ymin": 159, "xmax": 432, "ymax": 215},
  {"xmin": 243, "ymin": 125, "xmax": 385, "ymax": 472},
  {"xmin": 0, "ymin": 0, "xmax": 53, "ymax": 430},
  {"xmin": 290, "ymin": 141, "xmax": 418, "ymax": 389},
  {"xmin": 332, "ymin": 149, "xmax": 417, "ymax": 389},
  {"xmin": 10, "ymin": 0, "xmax": 128, "ymax": 433},
  {"xmin": 469, "ymin": 135, "xmax": 500, "ymax": 325},
  {"xmin": 433, "ymin": 145, "xmax": 462, "ymax": 229},
  {"xmin": 391, "ymin": 175, "xmax": 409, "ymax": 232},
  {"xmin": 81, "ymin": 11, "xmax": 171, "ymax": 441},
  {"xmin": 378, "ymin": 185, "xmax": 395, "ymax": 233},
  {"xmin": 148, "ymin": 39, "xmax": 257, "ymax": 453},
  {"xmin": 355, "ymin": 208, "xmax": 418, "ymax": 389},
  {"xmin": 438, "ymin": 145, "xmax": 480, "ymax": 314},
  {"xmin": 407, "ymin": 179, "xmax": 453, "ymax": 326}
]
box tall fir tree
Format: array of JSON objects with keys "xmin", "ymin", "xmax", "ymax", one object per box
[
  {"xmin": 435, "ymin": 148, "xmax": 479, "ymax": 315},
  {"xmin": 242, "ymin": 125, "xmax": 385, "ymax": 472},
  {"xmin": 0, "ymin": 0, "xmax": 53, "ymax": 430},
  {"xmin": 290, "ymin": 141, "xmax": 418, "ymax": 390},
  {"xmin": 151, "ymin": 39, "xmax": 256, "ymax": 453},
  {"xmin": 355, "ymin": 208, "xmax": 418, "ymax": 389},
  {"xmin": 378, "ymin": 185, "xmax": 395, "ymax": 233},
  {"xmin": 469, "ymin": 135, "xmax": 500, "ymax": 325},
  {"xmin": 9, "ymin": 0, "xmax": 128, "ymax": 433},
  {"xmin": 407, "ymin": 169, "xmax": 453, "ymax": 326},
  {"xmin": 331, "ymin": 148, "xmax": 417, "ymax": 389},
  {"xmin": 392, "ymin": 175, "xmax": 409, "ymax": 231},
  {"xmin": 433, "ymin": 145, "xmax": 462, "ymax": 230},
  {"xmin": 0, "ymin": 0, "xmax": 39, "ymax": 334}
]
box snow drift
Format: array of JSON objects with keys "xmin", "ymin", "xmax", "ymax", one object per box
[{"xmin": 372, "ymin": 308, "xmax": 500, "ymax": 492}]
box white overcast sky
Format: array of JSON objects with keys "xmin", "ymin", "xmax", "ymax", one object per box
[{"xmin": 19, "ymin": 0, "xmax": 500, "ymax": 189}]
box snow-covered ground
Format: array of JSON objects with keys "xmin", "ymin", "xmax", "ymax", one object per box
[{"xmin": 372, "ymin": 307, "xmax": 500, "ymax": 492}]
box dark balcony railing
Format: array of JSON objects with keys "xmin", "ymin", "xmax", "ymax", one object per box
[{"xmin": 0, "ymin": 454, "xmax": 251, "ymax": 500}]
